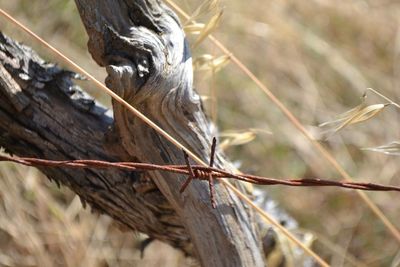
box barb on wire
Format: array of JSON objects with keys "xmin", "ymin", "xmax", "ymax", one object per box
[
  {"xmin": 1, "ymin": 145, "xmax": 400, "ymax": 209},
  {"xmin": 208, "ymin": 137, "xmax": 217, "ymax": 208},
  {"xmin": 179, "ymin": 137, "xmax": 217, "ymax": 207},
  {"xmin": 180, "ymin": 151, "xmax": 195, "ymax": 193}
]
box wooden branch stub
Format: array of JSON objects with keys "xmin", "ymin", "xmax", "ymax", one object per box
[
  {"xmin": 0, "ymin": 31, "xmax": 193, "ymax": 256},
  {"xmin": 74, "ymin": 0, "xmax": 265, "ymax": 266},
  {"xmin": 0, "ymin": 2, "xmax": 311, "ymax": 266}
]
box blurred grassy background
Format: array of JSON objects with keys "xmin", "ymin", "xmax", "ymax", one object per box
[{"xmin": 1, "ymin": 0, "xmax": 400, "ymax": 266}]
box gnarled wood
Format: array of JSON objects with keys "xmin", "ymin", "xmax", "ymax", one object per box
[
  {"xmin": 0, "ymin": 2, "xmax": 311, "ymax": 266},
  {"xmin": 0, "ymin": 31, "xmax": 193, "ymax": 256},
  {"xmin": 74, "ymin": 0, "xmax": 265, "ymax": 266}
]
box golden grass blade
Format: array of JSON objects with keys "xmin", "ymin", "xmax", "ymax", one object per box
[
  {"xmin": 193, "ymin": 54, "xmax": 230, "ymax": 72},
  {"xmin": 185, "ymin": 0, "xmax": 219, "ymax": 24},
  {"xmin": 320, "ymin": 90, "xmax": 390, "ymax": 134},
  {"xmin": 367, "ymin": 88, "xmax": 400, "ymax": 110},
  {"xmin": 342, "ymin": 103, "xmax": 388, "ymax": 125},
  {"xmin": 165, "ymin": 0, "xmax": 400, "ymax": 245},
  {"xmin": 219, "ymin": 130, "xmax": 257, "ymax": 150},
  {"xmin": 193, "ymin": 54, "xmax": 213, "ymax": 69},
  {"xmin": 193, "ymin": 10, "xmax": 223, "ymax": 48},
  {"xmin": 210, "ymin": 55, "xmax": 230, "ymax": 72},
  {"xmin": 0, "ymin": 7, "xmax": 330, "ymax": 267},
  {"xmin": 210, "ymin": 69, "xmax": 218, "ymax": 125},
  {"xmin": 219, "ymin": 129, "xmax": 272, "ymax": 150},
  {"xmin": 318, "ymin": 101, "xmax": 366, "ymax": 128},
  {"xmin": 184, "ymin": 23, "xmax": 204, "ymax": 35},
  {"xmin": 363, "ymin": 141, "xmax": 400, "ymax": 156},
  {"xmin": 320, "ymin": 103, "xmax": 389, "ymax": 134},
  {"xmin": 193, "ymin": 53, "xmax": 230, "ymax": 124},
  {"xmin": 318, "ymin": 88, "xmax": 400, "ymax": 136}
]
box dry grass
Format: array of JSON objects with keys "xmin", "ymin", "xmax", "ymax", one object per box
[
  {"xmin": 1, "ymin": 0, "xmax": 400, "ymax": 266},
  {"xmin": 0, "ymin": 164, "xmax": 190, "ymax": 267}
]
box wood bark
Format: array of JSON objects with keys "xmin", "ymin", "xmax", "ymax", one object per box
[
  {"xmin": 0, "ymin": 31, "xmax": 193, "ymax": 255},
  {"xmin": 73, "ymin": 0, "xmax": 265, "ymax": 266},
  {"xmin": 0, "ymin": 1, "xmax": 307, "ymax": 266}
]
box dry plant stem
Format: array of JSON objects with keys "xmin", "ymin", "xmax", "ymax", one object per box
[
  {"xmin": 72, "ymin": 0, "xmax": 268, "ymax": 265},
  {"xmin": 0, "ymin": 7, "xmax": 329, "ymax": 267},
  {"xmin": 0, "ymin": 8, "xmax": 193, "ymax": 163},
  {"xmin": 367, "ymin": 88, "xmax": 400, "ymax": 109},
  {"xmin": 210, "ymin": 69, "xmax": 218, "ymax": 124},
  {"xmin": 8, "ymin": 147, "xmax": 396, "ymax": 266},
  {"xmin": 164, "ymin": 0, "xmax": 400, "ymax": 243},
  {"xmin": 0, "ymin": 31, "xmax": 194, "ymax": 256},
  {"xmin": 0, "ymin": 32, "xmax": 198, "ymax": 256},
  {"xmin": 0, "ymin": 5, "xmax": 281, "ymax": 267}
]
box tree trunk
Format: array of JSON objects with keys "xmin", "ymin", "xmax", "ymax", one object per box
[{"xmin": 0, "ymin": 1, "xmax": 306, "ymax": 266}]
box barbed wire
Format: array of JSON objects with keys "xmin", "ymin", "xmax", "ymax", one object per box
[{"xmin": 1, "ymin": 140, "xmax": 399, "ymax": 208}]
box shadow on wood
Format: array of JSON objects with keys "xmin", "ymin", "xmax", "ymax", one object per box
[{"xmin": 0, "ymin": 0, "xmax": 311, "ymax": 265}]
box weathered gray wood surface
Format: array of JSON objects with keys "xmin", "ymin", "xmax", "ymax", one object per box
[
  {"xmin": 0, "ymin": 2, "xmax": 310, "ymax": 266},
  {"xmin": 0, "ymin": 31, "xmax": 193, "ymax": 255},
  {"xmin": 0, "ymin": 30, "xmax": 265, "ymax": 266},
  {"xmin": 74, "ymin": 0, "xmax": 265, "ymax": 266}
]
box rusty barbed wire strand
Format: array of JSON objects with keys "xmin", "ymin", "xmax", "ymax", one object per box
[
  {"xmin": 1, "ymin": 154, "xmax": 399, "ymax": 195},
  {"xmin": 0, "ymin": 8, "xmax": 395, "ymax": 265},
  {"xmin": 0, "ymin": 10, "xmax": 327, "ymax": 264},
  {"xmin": 163, "ymin": 0, "xmax": 400, "ymax": 245}
]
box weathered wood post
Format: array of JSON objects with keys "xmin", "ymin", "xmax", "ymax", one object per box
[
  {"xmin": 0, "ymin": 2, "xmax": 309, "ymax": 266},
  {"xmin": 73, "ymin": 0, "xmax": 265, "ymax": 266}
]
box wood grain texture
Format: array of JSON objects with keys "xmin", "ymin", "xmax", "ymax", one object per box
[
  {"xmin": 0, "ymin": 31, "xmax": 193, "ymax": 256},
  {"xmin": 74, "ymin": 0, "xmax": 265, "ymax": 266},
  {"xmin": 0, "ymin": 1, "xmax": 311, "ymax": 265}
]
